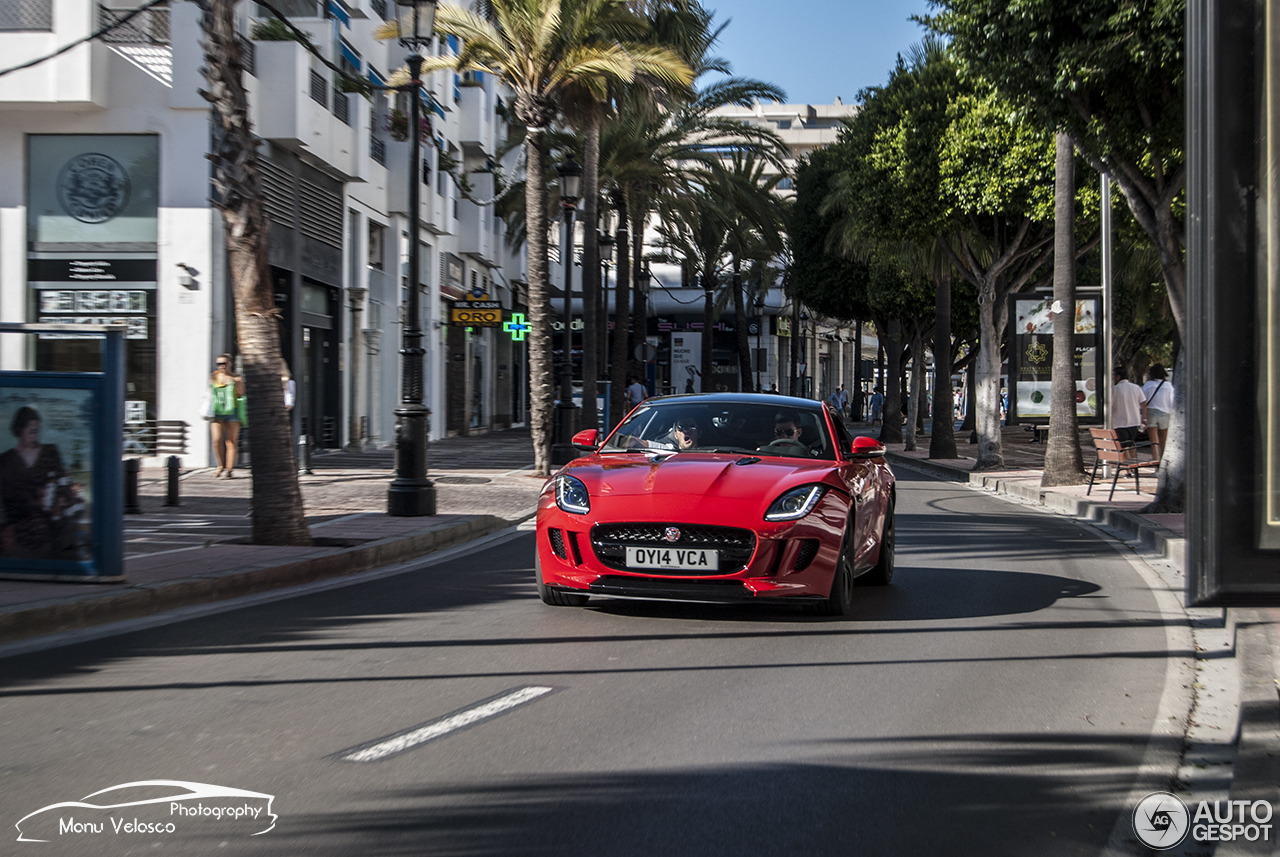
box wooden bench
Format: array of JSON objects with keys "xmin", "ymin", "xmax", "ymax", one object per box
[{"xmin": 1087, "ymin": 427, "xmax": 1159, "ymax": 501}]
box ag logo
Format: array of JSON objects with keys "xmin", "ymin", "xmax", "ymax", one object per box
[
  {"xmin": 1133, "ymin": 791, "xmax": 1190, "ymax": 849},
  {"xmin": 57, "ymin": 153, "xmax": 131, "ymax": 224}
]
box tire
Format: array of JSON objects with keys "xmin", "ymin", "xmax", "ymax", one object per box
[
  {"xmin": 815, "ymin": 513, "xmax": 856, "ymax": 616},
  {"xmin": 857, "ymin": 496, "xmax": 895, "ymax": 586},
  {"xmin": 536, "ymin": 552, "xmax": 590, "ymax": 606}
]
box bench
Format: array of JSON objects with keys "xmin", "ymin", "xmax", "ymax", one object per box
[{"xmin": 1087, "ymin": 427, "xmax": 1159, "ymax": 501}]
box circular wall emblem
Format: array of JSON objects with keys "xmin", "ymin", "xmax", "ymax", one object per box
[
  {"xmin": 1132, "ymin": 792, "xmax": 1189, "ymax": 850},
  {"xmin": 663, "ymin": 527, "xmax": 681, "ymax": 542},
  {"xmin": 57, "ymin": 153, "xmax": 131, "ymax": 224}
]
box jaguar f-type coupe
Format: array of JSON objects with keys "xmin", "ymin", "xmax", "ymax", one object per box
[{"xmin": 535, "ymin": 393, "xmax": 896, "ymax": 615}]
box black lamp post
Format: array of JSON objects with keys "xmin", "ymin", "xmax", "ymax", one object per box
[
  {"xmin": 551, "ymin": 154, "xmax": 583, "ymax": 465},
  {"xmin": 599, "ymin": 231, "xmax": 614, "ymax": 381},
  {"xmin": 387, "ymin": 0, "xmax": 438, "ymax": 516},
  {"xmin": 800, "ymin": 311, "xmax": 810, "ymax": 398},
  {"xmin": 634, "ymin": 261, "xmax": 651, "ymax": 386},
  {"xmin": 754, "ymin": 294, "xmax": 765, "ymax": 393}
]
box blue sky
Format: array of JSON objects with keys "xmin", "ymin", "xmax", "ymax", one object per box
[{"xmin": 706, "ymin": 0, "xmax": 935, "ymax": 105}]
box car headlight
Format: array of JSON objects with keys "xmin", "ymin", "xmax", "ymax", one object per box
[
  {"xmin": 764, "ymin": 485, "xmax": 827, "ymax": 521},
  {"xmin": 555, "ymin": 474, "xmax": 591, "ymax": 515}
]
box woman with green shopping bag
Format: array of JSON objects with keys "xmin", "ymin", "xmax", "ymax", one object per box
[{"xmin": 204, "ymin": 353, "xmax": 246, "ymax": 477}]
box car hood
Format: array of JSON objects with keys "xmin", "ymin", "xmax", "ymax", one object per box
[{"xmin": 562, "ymin": 452, "xmax": 841, "ymax": 503}]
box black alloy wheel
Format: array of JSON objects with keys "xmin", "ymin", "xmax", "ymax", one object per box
[
  {"xmin": 536, "ymin": 552, "xmax": 590, "ymax": 606},
  {"xmin": 816, "ymin": 511, "xmax": 857, "ymax": 616},
  {"xmin": 857, "ymin": 496, "xmax": 895, "ymax": 586}
]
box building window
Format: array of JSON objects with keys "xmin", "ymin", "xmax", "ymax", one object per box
[
  {"xmin": 368, "ymin": 222, "xmax": 386, "ymax": 269},
  {"xmin": 775, "ymin": 119, "xmax": 792, "ymax": 130}
]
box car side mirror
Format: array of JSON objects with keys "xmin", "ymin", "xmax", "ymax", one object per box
[
  {"xmin": 848, "ymin": 436, "xmax": 886, "ymax": 459},
  {"xmin": 572, "ymin": 429, "xmax": 599, "ymax": 452}
]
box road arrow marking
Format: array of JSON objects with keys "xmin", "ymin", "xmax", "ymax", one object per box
[{"xmin": 339, "ymin": 686, "xmax": 557, "ymax": 762}]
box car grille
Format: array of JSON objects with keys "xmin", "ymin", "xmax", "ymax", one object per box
[{"xmin": 590, "ymin": 523, "xmax": 757, "ymax": 575}]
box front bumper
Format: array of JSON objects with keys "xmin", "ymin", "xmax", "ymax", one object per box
[{"xmin": 536, "ymin": 492, "xmax": 848, "ymax": 601}]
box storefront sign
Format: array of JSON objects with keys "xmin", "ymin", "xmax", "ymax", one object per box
[
  {"xmin": 450, "ymin": 301, "xmax": 501, "ymax": 327},
  {"xmin": 1007, "ymin": 294, "xmax": 1102, "ymax": 423}
]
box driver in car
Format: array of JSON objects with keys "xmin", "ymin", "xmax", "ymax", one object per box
[
  {"xmin": 629, "ymin": 416, "xmax": 700, "ymax": 451},
  {"xmin": 760, "ymin": 411, "xmax": 810, "ymax": 455}
]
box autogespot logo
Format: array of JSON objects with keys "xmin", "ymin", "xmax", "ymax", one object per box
[
  {"xmin": 1133, "ymin": 792, "xmax": 1190, "ymax": 849},
  {"xmin": 1133, "ymin": 792, "xmax": 1276, "ymax": 848}
]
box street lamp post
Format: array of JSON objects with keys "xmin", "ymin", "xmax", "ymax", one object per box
[
  {"xmin": 800, "ymin": 311, "xmax": 810, "ymax": 398},
  {"xmin": 387, "ymin": 0, "xmax": 438, "ymax": 516},
  {"xmin": 551, "ymin": 155, "xmax": 583, "ymax": 465},
  {"xmin": 634, "ymin": 261, "xmax": 650, "ymax": 390},
  {"xmin": 754, "ymin": 294, "xmax": 765, "ymax": 393},
  {"xmin": 599, "ymin": 231, "xmax": 614, "ymax": 388}
]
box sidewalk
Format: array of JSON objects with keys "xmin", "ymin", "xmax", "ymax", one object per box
[{"xmin": 0, "ymin": 428, "xmax": 544, "ymax": 645}]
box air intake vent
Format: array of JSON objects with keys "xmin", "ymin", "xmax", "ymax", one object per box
[
  {"xmin": 548, "ymin": 528, "xmax": 566, "ymax": 560},
  {"xmin": 794, "ymin": 539, "xmax": 820, "ymax": 571}
]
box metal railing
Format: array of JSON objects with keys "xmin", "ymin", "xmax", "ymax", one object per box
[
  {"xmin": 333, "ymin": 90, "xmax": 351, "ymax": 125},
  {"xmin": 370, "ymin": 0, "xmax": 387, "ymax": 19},
  {"xmin": 308, "ymin": 68, "xmax": 327, "ymax": 107},
  {"xmin": 122, "ymin": 419, "xmax": 189, "ymax": 457},
  {"xmin": 370, "ymin": 136, "xmax": 386, "ymax": 165},
  {"xmin": 0, "ymin": 0, "xmax": 53, "ymax": 31},
  {"xmin": 98, "ymin": 3, "xmax": 170, "ymax": 44}
]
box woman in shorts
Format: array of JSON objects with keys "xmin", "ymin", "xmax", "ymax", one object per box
[{"xmin": 1141, "ymin": 364, "xmax": 1175, "ymax": 461}]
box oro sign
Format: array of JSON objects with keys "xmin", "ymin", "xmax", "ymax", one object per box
[{"xmin": 450, "ymin": 301, "xmax": 502, "ymax": 328}]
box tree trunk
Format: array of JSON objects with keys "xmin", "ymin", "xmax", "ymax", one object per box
[
  {"xmin": 929, "ymin": 272, "xmax": 957, "ymax": 459},
  {"xmin": 1144, "ymin": 348, "xmax": 1186, "ymax": 512},
  {"xmin": 608, "ymin": 201, "xmax": 631, "ymax": 428},
  {"xmin": 904, "ymin": 326, "xmax": 923, "ymax": 451},
  {"xmin": 630, "ymin": 212, "xmax": 645, "ymax": 383},
  {"xmin": 524, "ymin": 131, "xmax": 553, "ymax": 475},
  {"xmin": 732, "ymin": 258, "xmax": 751, "ymax": 391},
  {"xmin": 878, "ymin": 320, "xmax": 904, "ymax": 444},
  {"xmin": 853, "ymin": 319, "xmax": 864, "ymax": 421},
  {"xmin": 960, "ymin": 348, "xmax": 977, "ymax": 435},
  {"xmin": 974, "ymin": 288, "xmax": 1006, "ymax": 469},
  {"xmin": 790, "ymin": 295, "xmax": 801, "ymax": 396},
  {"xmin": 1043, "ymin": 131, "xmax": 1086, "ymax": 487},
  {"xmin": 579, "ymin": 115, "xmax": 600, "ymax": 433},
  {"xmin": 202, "ymin": 0, "xmax": 309, "ymax": 545}
]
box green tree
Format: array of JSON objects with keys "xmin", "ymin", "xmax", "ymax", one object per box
[{"xmin": 388, "ymin": 0, "xmax": 692, "ymax": 475}]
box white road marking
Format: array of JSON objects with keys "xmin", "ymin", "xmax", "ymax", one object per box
[{"xmin": 341, "ymin": 686, "xmax": 555, "ymax": 762}]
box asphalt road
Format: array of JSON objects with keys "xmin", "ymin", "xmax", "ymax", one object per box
[{"xmin": 0, "ymin": 469, "xmax": 1180, "ymax": 856}]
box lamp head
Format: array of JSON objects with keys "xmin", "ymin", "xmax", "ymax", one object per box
[
  {"xmin": 394, "ymin": 0, "xmax": 437, "ymax": 45},
  {"xmin": 557, "ymin": 154, "xmax": 583, "ymax": 203}
]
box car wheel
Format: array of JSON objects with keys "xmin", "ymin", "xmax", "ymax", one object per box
[
  {"xmin": 535, "ymin": 552, "xmax": 590, "ymax": 606},
  {"xmin": 815, "ymin": 514, "xmax": 856, "ymax": 616},
  {"xmin": 858, "ymin": 496, "xmax": 895, "ymax": 586}
]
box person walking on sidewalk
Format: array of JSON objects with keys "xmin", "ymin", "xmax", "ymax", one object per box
[
  {"xmin": 203, "ymin": 354, "xmax": 245, "ymax": 478},
  {"xmin": 1141, "ymin": 363, "xmax": 1174, "ymax": 461},
  {"xmin": 869, "ymin": 386, "xmax": 884, "ymax": 427},
  {"xmin": 1111, "ymin": 367, "xmax": 1146, "ymax": 448}
]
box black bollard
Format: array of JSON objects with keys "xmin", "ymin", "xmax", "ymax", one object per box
[
  {"xmin": 124, "ymin": 458, "xmax": 141, "ymax": 514},
  {"xmin": 165, "ymin": 456, "xmax": 181, "ymax": 506},
  {"xmin": 298, "ymin": 433, "xmax": 313, "ymax": 476}
]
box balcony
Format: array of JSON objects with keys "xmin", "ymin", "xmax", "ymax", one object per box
[
  {"xmin": 250, "ymin": 39, "xmax": 357, "ymax": 179},
  {"xmin": 457, "ymin": 83, "xmax": 492, "ymax": 155},
  {"xmin": 385, "ymin": 139, "xmax": 446, "ymax": 234},
  {"xmin": 0, "ymin": 1, "xmax": 109, "ymax": 107},
  {"xmin": 457, "ymin": 172, "xmax": 497, "ymax": 266}
]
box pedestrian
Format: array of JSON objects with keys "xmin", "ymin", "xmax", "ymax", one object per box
[
  {"xmin": 835, "ymin": 383, "xmax": 849, "ymax": 417},
  {"xmin": 1111, "ymin": 367, "xmax": 1146, "ymax": 448},
  {"xmin": 203, "ymin": 353, "xmax": 245, "ymax": 478},
  {"xmin": 1141, "ymin": 363, "xmax": 1175, "ymax": 461},
  {"xmin": 869, "ymin": 386, "xmax": 884, "ymax": 427},
  {"xmin": 625, "ymin": 375, "xmax": 647, "ymax": 411}
]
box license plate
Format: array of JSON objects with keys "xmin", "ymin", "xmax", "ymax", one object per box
[{"xmin": 625, "ymin": 546, "xmax": 719, "ymax": 571}]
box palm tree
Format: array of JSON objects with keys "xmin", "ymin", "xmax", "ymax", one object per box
[
  {"xmin": 383, "ymin": 0, "xmax": 692, "ymax": 475},
  {"xmin": 201, "ymin": 0, "xmax": 310, "ymax": 545}
]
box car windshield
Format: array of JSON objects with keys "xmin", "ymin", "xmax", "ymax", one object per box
[{"xmin": 600, "ymin": 399, "xmax": 836, "ymax": 460}]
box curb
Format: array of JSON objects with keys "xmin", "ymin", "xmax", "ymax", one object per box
[
  {"xmin": 0, "ymin": 514, "xmax": 512, "ymax": 645},
  {"xmin": 886, "ymin": 452, "xmax": 1187, "ymax": 569}
]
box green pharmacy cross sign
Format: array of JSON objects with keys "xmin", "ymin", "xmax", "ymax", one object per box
[{"xmin": 504, "ymin": 313, "xmax": 529, "ymax": 341}]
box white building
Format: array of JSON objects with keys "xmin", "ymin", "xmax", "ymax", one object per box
[{"xmin": 0, "ymin": 0, "xmax": 527, "ymax": 467}]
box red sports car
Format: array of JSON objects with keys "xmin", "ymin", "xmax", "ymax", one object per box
[{"xmin": 535, "ymin": 393, "xmax": 896, "ymax": 615}]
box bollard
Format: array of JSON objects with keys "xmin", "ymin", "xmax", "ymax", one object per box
[
  {"xmin": 165, "ymin": 455, "xmax": 181, "ymax": 506},
  {"xmin": 124, "ymin": 458, "xmax": 141, "ymax": 514},
  {"xmin": 298, "ymin": 433, "xmax": 313, "ymax": 476}
]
